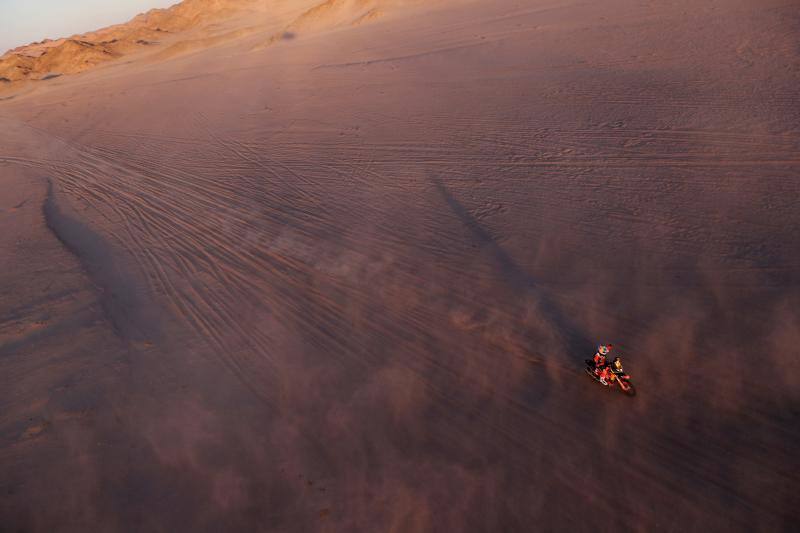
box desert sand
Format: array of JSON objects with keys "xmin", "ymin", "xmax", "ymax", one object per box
[{"xmin": 1, "ymin": 0, "xmax": 799, "ymax": 531}]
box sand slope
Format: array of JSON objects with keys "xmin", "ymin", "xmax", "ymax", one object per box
[
  {"xmin": 1, "ymin": 0, "xmax": 799, "ymax": 531},
  {"xmin": 0, "ymin": 0, "xmax": 428, "ymax": 81}
]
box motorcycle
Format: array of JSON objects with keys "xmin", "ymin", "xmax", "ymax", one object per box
[{"xmin": 584, "ymin": 360, "xmax": 636, "ymax": 396}]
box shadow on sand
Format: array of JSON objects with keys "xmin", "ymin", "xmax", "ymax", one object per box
[{"xmin": 430, "ymin": 175, "xmax": 593, "ymax": 358}]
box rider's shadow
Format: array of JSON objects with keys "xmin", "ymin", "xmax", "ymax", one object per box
[{"xmin": 429, "ymin": 175, "xmax": 593, "ymax": 359}]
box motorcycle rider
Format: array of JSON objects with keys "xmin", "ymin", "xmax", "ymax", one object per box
[{"xmin": 590, "ymin": 344, "xmax": 612, "ymax": 385}]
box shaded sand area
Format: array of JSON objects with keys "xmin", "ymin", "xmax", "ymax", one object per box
[{"xmin": 1, "ymin": 0, "xmax": 800, "ymax": 530}]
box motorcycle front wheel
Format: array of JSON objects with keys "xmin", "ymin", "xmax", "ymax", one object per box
[{"xmin": 619, "ymin": 380, "xmax": 636, "ymax": 397}]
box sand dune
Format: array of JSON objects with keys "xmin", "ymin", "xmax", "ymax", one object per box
[
  {"xmin": 5, "ymin": 39, "xmax": 121, "ymax": 81},
  {"xmin": 0, "ymin": 0, "xmax": 430, "ymax": 81},
  {"xmin": 0, "ymin": 0, "xmax": 413, "ymax": 81},
  {"xmin": 0, "ymin": 0, "xmax": 264, "ymax": 81},
  {"xmin": 249, "ymin": 0, "xmax": 424, "ymax": 50},
  {"xmin": 1, "ymin": 0, "xmax": 799, "ymax": 531},
  {"xmin": 287, "ymin": 0, "xmax": 386, "ymax": 30}
]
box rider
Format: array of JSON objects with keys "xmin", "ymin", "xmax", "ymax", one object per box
[{"xmin": 592, "ymin": 344, "xmax": 612, "ymax": 384}]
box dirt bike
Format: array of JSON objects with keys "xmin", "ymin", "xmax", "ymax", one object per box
[{"xmin": 584, "ymin": 360, "xmax": 636, "ymax": 396}]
